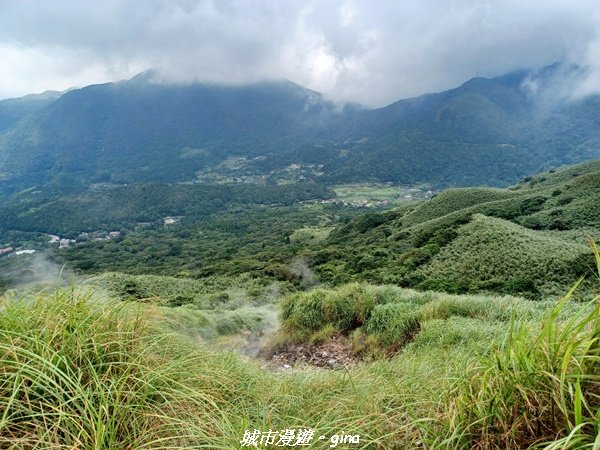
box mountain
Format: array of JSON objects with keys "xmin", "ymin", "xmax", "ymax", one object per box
[
  {"xmin": 0, "ymin": 76, "xmax": 354, "ymax": 193},
  {"xmin": 322, "ymin": 65, "xmax": 600, "ymax": 186},
  {"xmin": 0, "ymin": 90, "xmax": 62, "ymax": 133},
  {"xmin": 1, "ymin": 64, "xmax": 600, "ymax": 194}
]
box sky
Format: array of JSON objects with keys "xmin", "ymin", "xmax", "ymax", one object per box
[{"xmin": 1, "ymin": 0, "xmax": 600, "ymax": 107}]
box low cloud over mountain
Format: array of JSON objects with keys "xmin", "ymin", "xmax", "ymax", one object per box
[{"xmin": 3, "ymin": 1, "xmax": 600, "ymax": 106}]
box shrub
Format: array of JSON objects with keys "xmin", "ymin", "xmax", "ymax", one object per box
[
  {"xmin": 556, "ymin": 195, "xmax": 574, "ymax": 206},
  {"xmin": 519, "ymin": 196, "xmax": 547, "ymax": 215},
  {"xmin": 280, "ymin": 289, "xmax": 328, "ymax": 332},
  {"xmin": 365, "ymin": 303, "xmax": 420, "ymax": 350},
  {"xmin": 398, "ymin": 244, "xmax": 440, "ymax": 270},
  {"xmin": 502, "ymin": 276, "xmax": 539, "ymax": 297},
  {"xmin": 281, "ymin": 283, "xmax": 380, "ymax": 333},
  {"xmin": 206, "ymin": 308, "xmax": 268, "ymax": 336}
]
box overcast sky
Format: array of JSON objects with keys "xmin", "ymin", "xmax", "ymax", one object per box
[{"xmin": 1, "ymin": 0, "xmax": 600, "ymax": 106}]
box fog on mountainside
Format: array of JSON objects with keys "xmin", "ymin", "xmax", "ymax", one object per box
[{"xmin": 1, "ymin": 63, "xmax": 600, "ymax": 197}]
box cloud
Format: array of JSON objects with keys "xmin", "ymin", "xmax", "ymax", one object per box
[{"xmin": 1, "ymin": 0, "xmax": 600, "ymax": 106}]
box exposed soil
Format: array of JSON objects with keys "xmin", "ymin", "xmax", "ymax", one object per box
[{"xmin": 260, "ymin": 335, "xmax": 362, "ymax": 370}]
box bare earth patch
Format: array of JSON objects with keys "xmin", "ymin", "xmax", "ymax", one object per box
[{"xmin": 260, "ymin": 335, "xmax": 361, "ymax": 370}]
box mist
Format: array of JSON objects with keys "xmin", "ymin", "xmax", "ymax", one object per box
[
  {"xmin": 289, "ymin": 258, "xmax": 319, "ymax": 290},
  {"xmin": 1, "ymin": 253, "xmax": 77, "ymax": 290}
]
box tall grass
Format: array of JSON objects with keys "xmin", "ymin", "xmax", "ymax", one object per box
[
  {"xmin": 2, "ymin": 246, "xmax": 599, "ymax": 448},
  {"xmin": 0, "ymin": 287, "xmax": 236, "ymax": 448},
  {"xmin": 279, "ymin": 282, "xmax": 548, "ymax": 354},
  {"xmin": 449, "ymin": 242, "xmax": 600, "ymax": 449},
  {"xmin": 0, "ymin": 285, "xmax": 452, "ymax": 449}
]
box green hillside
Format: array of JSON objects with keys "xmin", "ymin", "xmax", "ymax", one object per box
[
  {"xmin": 3, "ymin": 64, "xmax": 600, "ymax": 194},
  {"xmin": 418, "ymin": 214, "xmax": 589, "ymax": 296},
  {"xmin": 400, "ymin": 187, "xmax": 517, "ymax": 226},
  {"xmin": 0, "ymin": 77, "xmax": 353, "ymax": 194},
  {"xmin": 309, "ymin": 160, "xmax": 600, "ymax": 298},
  {"xmin": 324, "ymin": 65, "xmax": 600, "ymax": 186}
]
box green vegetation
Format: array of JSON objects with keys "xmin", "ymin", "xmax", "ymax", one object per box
[
  {"xmin": 279, "ymin": 282, "xmax": 552, "ymax": 355},
  {"xmin": 274, "ymin": 244, "xmax": 600, "ymax": 448},
  {"xmin": 1, "ymin": 246, "xmax": 598, "ymax": 448},
  {"xmin": 0, "ymin": 287, "xmax": 233, "ymax": 448},
  {"xmin": 90, "ymin": 272, "xmax": 294, "ymax": 309},
  {"xmin": 48, "ymin": 203, "xmax": 361, "ymax": 279},
  {"xmin": 308, "ymin": 160, "xmax": 600, "ymax": 298},
  {"xmin": 418, "ymin": 214, "xmax": 590, "ymax": 297},
  {"xmin": 453, "ymin": 283, "xmax": 600, "ymax": 448},
  {"xmin": 0, "ymin": 182, "xmax": 332, "ymax": 235}
]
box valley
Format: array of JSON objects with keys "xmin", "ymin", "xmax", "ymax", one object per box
[{"xmin": 1, "ymin": 64, "xmax": 600, "ymax": 449}]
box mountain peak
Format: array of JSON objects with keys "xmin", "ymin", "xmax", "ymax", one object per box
[{"xmin": 127, "ymin": 69, "xmax": 160, "ymax": 84}]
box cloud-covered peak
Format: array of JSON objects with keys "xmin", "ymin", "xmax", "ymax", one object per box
[{"xmin": 2, "ymin": 1, "xmax": 600, "ymax": 106}]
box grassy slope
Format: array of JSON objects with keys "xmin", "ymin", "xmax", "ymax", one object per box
[
  {"xmin": 1, "ymin": 267, "xmax": 598, "ymax": 449},
  {"xmin": 418, "ymin": 214, "xmax": 590, "ymax": 296},
  {"xmin": 0, "ymin": 285, "xmax": 474, "ymax": 448},
  {"xmin": 312, "ymin": 160, "xmax": 600, "ymax": 298},
  {"xmin": 278, "ymin": 282, "xmax": 552, "ymax": 354},
  {"xmin": 400, "ymin": 187, "xmax": 517, "ymax": 226}
]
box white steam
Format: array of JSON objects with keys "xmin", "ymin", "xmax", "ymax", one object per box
[{"xmin": 289, "ymin": 258, "xmax": 319, "ymax": 289}]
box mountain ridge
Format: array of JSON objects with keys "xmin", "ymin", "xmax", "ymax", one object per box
[{"xmin": 1, "ymin": 63, "xmax": 600, "ymax": 194}]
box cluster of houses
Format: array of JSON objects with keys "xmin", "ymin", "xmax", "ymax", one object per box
[
  {"xmin": 0, "ymin": 247, "xmax": 36, "ymax": 257},
  {"xmin": 58, "ymin": 239, "xmax": 77, "ymax": 249},
  {"xmin": 3, "ymin": 214, "xmax": 187, "ymax": 258},
  {"xmin": 54, "ymin": 231, "xmax": 122, "ymax": 249},
  {"xmin": 0, "ymin": 230, "xmax": 124, "ymax": 257}
]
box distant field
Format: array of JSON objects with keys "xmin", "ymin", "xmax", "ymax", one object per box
[{"xmin": 332, "ymin": 183, "xmax": 430, "ymax": 205}]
